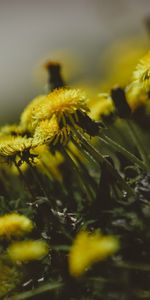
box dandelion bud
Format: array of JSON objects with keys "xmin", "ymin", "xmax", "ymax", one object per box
[{"xmin": 111, "ymin": 87, "xmax": 131, "ymax": 118}]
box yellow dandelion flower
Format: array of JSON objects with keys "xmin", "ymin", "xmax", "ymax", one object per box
[
  {"xmin": 126, "ymin": 83, "xmax": 148, "ymax": 112},
  {"xmin": 0, "ymin": 213, "xmax": 33, "ymax": 239},
  {"xmin": 52, "ymin": 125, "xmax": 71, "ymax": 145},
  {"xmin": 32, "ymin": 115, "xmax": 59, "ymax": 146},
  {"xmin": 0, "ymin": 136, "xmax": 33, "ymax": 162},
  {"xmin": 0, "ymin": 124, "xmax": 25, "ymax": 137},
  {"xmin": 132, "ymin": 51, "xmax": 150, "ymax": 91},
  {"xmin": 32, "ymin": 88, "xmax": 89, "ymax": 127},
  {"xmin": 20, "ymin": 95, "xmax": 47, "ymax": 132},
  {"xmin": 69, "ymin": 231, "xmax": 119, "ymax": 277},
  {"xmin": 100, "ymin": 37, "xmax": 148, "ymax": 88},
  {"xmin": 8, "ymin": 240, "xmax": 49, "ymax": 262},
  {"xmin": 33, "ymin": 114, "xmax": 71, "ymax": 146},
  {"xmin": 89, "ymin": 93, "xmax": 115, "ymax": 121}
]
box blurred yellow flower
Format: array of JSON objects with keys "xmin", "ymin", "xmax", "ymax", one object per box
[
  {"xmin": 126, "ymin": 83, "xmax": 148, "ymax": 112},
  {"xmin": 126, "ymin": 50, "xmax": 150, "ymax": 112},
  {"xmin": 8, "ymin": 240, "xmax": 49, "ymax": 262},
  {"xmin": 0, "ymin": 136, "xmax": 33, "ymax": 162},
  {"xmin": 0, "ymin": 124, "xmax": 25, "ymax": 137},
  {"xmin": 99, "ymin": 37, "xmax": 148, "ymax": 88},
  {"xmin": 20, "ymin": 95, "xmax": 47, "ymax": 132},
  {"xmin": 0, "ymin": 258, "xmax": 21, "ymax": 297},
  {"xmin": 89, "ymin": 93, "xmax": 115, "ymax": 121},
  {"xmin": 133, "ymin": 51, "xmax": 150, "ymax": 91},
  {"xmin": 69, "ymin": 231, "xmax": 119, "ymax": 277},
  {"xmin": 0, "ymin": 213, "xmax": 33, "ymax": 239}
]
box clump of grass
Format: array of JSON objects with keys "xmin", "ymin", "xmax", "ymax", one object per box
[{"xmin": 0, "ymin": 50, "xmax": 150, "ymax": 300}]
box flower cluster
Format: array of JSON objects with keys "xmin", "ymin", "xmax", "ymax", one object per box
[
  {"xmin": 0, "ymin": 46, "xmax": 150, "ymax": 299},
  {"xmin": 20, "ymin": 88, "xmax": 89, "ymax": 146},
  {"xmin": 0, "ymin": 212, "xmax": 49, "ymax": 296},
  {"xmin": 0, "ymin": 88, "xmax": 93, "ymax": 180},
  {"xmin": 88, "ymin": 51, "xmax": 150, "ymax": 122},
  {"xmin": 0, "ymin": 212, "xmax": 48, "ymax": 261}
]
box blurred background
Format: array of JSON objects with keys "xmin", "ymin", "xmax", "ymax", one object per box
[{"xmin": 0, "ymin": 0, "xmax": 150, "ymax": 123}]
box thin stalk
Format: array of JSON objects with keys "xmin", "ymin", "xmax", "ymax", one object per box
[
  {"xmin": 8, "ymin": 282, "xmax": 63, "ymax": 300},
  {"xmin": 0, "ymin": 170, "xmax": 12, "ymax": 200},
  {"xmin": 67, "ymin": 147, "xmax": 96, "ymax": 199},
  {"xmin": 67, "ymin": 145, "xmax": 98, "ymax": 192},
  {"xmin": 40, "ymin": 160, "xmax": 54, "ymax": 181},
  {"xmin": 126, "ymin": 120, "xmax": 150, "ymax": 170},
  {"xmin": 28, "ymin": 162, "xmax": 72, "ymax": 240},
  {"xmin": 72, "ymin": 136, "xmax": 97, "ymax": 165},
  {"xmin": 88, "ymin": 276, "xmax": 122, "ymax": 284},
  {"xmin": 134, "ymin": 289, "xmax": 150, "ymax": 299},
  {"xmin": 73, "ymin": 130, "xmax": 134, "ymax": 196},
  {"xmin": 61, "ymin": 147, "xmax": 93, "ymax": 203},
  {"xmin": 99, "ymin": 134, "xmax": 146, "ymax": 170},
  {"xmin": 40, "ymin": 160, "xmax": 67, "ymax": 199},
  {"xmin": 115, "ymin": 260, "xmax": 150, "ymax": 272},
  {"xmin": 14, "ymin": 161, "xmax": 34, "ymax": 199},
  {"xmin": 27, "ymin": 161, "xmax": 49, "ymax": 200}
]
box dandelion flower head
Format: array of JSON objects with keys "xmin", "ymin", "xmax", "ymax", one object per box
[
  {"xmin": 0, "ymin": 124, "xmax": 25, "ymax": 137},
  {"xmin": 69, "ymin": 231, "xmax": 119, "ymax": 277},
  {"xmin": 132, "ymin": 51, "xmax": 150, "ymax": 91},
  {"xmin": 0, "ymin": 213, "xmax": 34, "ymax": 239},
  {"xmin": 0, "ymin": 136, "xmax": 33, "ymax": 162},
  {"xmin": 126, "ymin": 83, "xmax": 148, "ymax": 112},
  {"xmin": 89, "ymin": 93, "xmax": 115, "ymax": 121},
  {"xmin": 8, "ymin": 240, "xmax": 49, "ymax": 262},
  {"xmin": 32, "ymin": 115, "xmax": 59, "ymax": 146},
  {"xmin": 20, "ymin": 95, "xmax": 47, "ymax": 132},
  {"xmin": 32, "ymin": 88, "xmax": 89, "ymax": 126}
]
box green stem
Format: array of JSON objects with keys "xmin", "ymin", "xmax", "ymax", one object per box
[
  {"xmin": 61, "ymin": 147, "xmax": 93, "ymax": 203},
  {"xmin": 67, "ymin": 147, "xmax": 96, "ymax": 199},
  {"xmin": 74, "ymin": 130, "xmax": 134, "ymax": 197},
  {"xmin": 14, "ymin": 161, "xmax": 34, "ymax": 200},
  {"xmin": 0, "ymin": 170, "xmax": 12, "ymax": 200},
  {"xmin": 126, "ymin": 120, "xmax": 150, "ymax": 170},
  {"xmin": 40, "ymin": 160, "xmax": 53, "ymax": 181},
  {"xmin": 68, "ymin": 144, "xmax": 97, "ymax": 192},
  {"xmin": 115, "ymin": 260, "xmax": 150, "ymax": 272},
  {"xmin": 99, "ymin": 134, "xmax": 146, "ymax": 170},
  {"xmin": 28, "ymin": 161, "xmax": 72, "ymax": 241},
  {"xmin": 27, "ymin": 161, "xmax": 49, "ymax": 200},
  {"xmin": 8, "ymin": 282, "xmax": 63, "ymax": 300},
  {"xmin": 134, "ymin": 289, "xmax": 150, "ymax": 299},
  {"xmin": 72, "ymin": 136, "xmax": 97, "ymax": 165}
]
